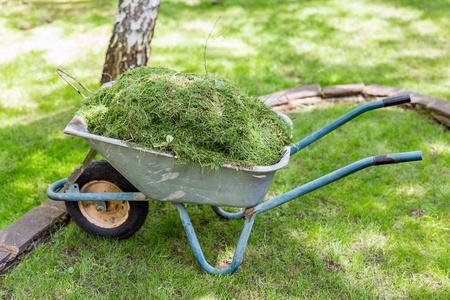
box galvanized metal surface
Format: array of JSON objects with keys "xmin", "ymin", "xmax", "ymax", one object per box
[{"xmin": 62, "ymin": 115, "xmax": 290, "ymax": 208}]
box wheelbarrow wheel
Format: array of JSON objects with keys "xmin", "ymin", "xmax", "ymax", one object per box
[{"xmin": 65, "ymin": 160, "xmax": 148, "ymax": 240}]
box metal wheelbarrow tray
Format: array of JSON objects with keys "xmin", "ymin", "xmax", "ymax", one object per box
[
  {"xmin": 47, "ymin": 94, "xmax": 423, "ymax": 274},
  {"xmin": 60, "ymin": 113, "xmax": 291, "ymax": 208}
]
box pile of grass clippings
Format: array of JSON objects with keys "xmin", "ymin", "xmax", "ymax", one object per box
[{"xmin": 77, "ymin": 66, "xmax": 292, "ymax": 170}]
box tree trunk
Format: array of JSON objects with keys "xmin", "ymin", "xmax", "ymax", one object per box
[{"xmin": 101, "ymin": 0, "xmax": 161, "ymax": 84}]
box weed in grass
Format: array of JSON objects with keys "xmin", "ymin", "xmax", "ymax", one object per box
[{"xmin": 77, "ymin": 66, "xmax": 292, "ymax": 170}]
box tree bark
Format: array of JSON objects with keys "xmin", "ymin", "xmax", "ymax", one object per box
[{"xmin": 101, "ymin": 0, "xmax": 161, "ymax": 84}]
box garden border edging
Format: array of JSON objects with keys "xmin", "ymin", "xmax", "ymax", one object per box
[
  {"xmin": 0, "ymin": 200, "xmax": 67, "ymax": 272},
  {"xmin": 262, "ymin": 83, "xmax": 450, "ymax": 128}
]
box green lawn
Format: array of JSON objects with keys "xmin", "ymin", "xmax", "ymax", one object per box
[{"xmin": 1, "ymin": 0, "xmax": 449, "ymax": 298}]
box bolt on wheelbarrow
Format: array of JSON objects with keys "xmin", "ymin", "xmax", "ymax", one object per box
[{"xmin": 47, "ymin": 76, "xmax": 422, "ymax": 274}]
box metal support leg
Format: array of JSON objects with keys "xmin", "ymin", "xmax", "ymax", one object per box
[
  {"xmin": 211, "ymin": 206, "xmax": 245, "ymax": 219},
  {"xmin": 64, "ymin": 147, "xmax": 98, "ymax": 190},
  {"xmin": 174, "ymin": 203, "xmax": 256, "ymax": 274}
]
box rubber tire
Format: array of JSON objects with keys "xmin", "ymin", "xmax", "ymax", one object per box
[{"xmin": 65, "ymin": 160, "xmax": 149, "ymax": 239}]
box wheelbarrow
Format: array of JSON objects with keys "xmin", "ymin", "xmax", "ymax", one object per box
[{"xmin": 47, "ymin": 75, "xmax": 422, "ymax": 274}]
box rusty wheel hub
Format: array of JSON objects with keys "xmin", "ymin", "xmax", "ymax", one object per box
[{"xmin": 78, "ymin": 180, "xmax": 130, "ymax": 229}]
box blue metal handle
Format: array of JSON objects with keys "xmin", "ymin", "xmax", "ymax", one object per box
[
  {"xmin": 251, "ymin": 151, "xmax": 422, "ymax": 216},
  {"xmin": 290, "ymin": 95, "xmax": 411, "ymax": 156}
]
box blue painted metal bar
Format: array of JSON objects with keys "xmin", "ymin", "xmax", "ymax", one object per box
[
  {"xmin": 174, "ymin": 203, "xmax": 256, "ymax": 274},
  {"xmin": 251, "ymin": 151, "xmax": 422, "ymax": 216},
  {"xmin": 210, "ymin": 206, "xmax": 245, "ymax": 219},
  {"xmin": 46, "ymin": 178, "xmax": 149, "ymax": 201},
  {"xmin": 290, "ymin": 95, "xmax": 411, "ymax": 156},
  {"xmin": 290, "ymin": 101, "xmax": 384, "ymax": 156}
]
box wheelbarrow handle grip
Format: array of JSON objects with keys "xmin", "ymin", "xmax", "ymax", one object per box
[
  {"xmin": 382, "ymin": 94, "xmax": 411, "ymax": 107},
  {"xmin": 290, "ymin": 94, "xmax": 412, "ymax": 156},
  {"xmin": 374, "ymin": 151, "xmax": 422, "ymax": 165},
  {"xmin": 253, "ymin": 151, "xmax": 423, "ymax": 215}
]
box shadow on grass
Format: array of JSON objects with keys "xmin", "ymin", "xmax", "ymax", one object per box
[
  {"xmin": 0, "ymin": 104, "xmax": 91, "ymax": 228},
  {"xmin": 0, "ymin": 50, "xmax": 99, "ymax": 229},
  {"xmin": 368, "ymin": 0, "xmax": 450, "ymax": 17},
  {"xmin": 154, "ymin": 0, "xmax": 449, "ymax": 99}
]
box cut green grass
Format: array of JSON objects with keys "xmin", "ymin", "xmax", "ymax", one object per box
[{"xmin": 78, "ymin": 66, "xmax": 291, "ymax": 169}]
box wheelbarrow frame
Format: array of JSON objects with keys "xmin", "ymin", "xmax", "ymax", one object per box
[{"xmin": 47, "ymin": 94, "xmax": 422, "ymax": 274}]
